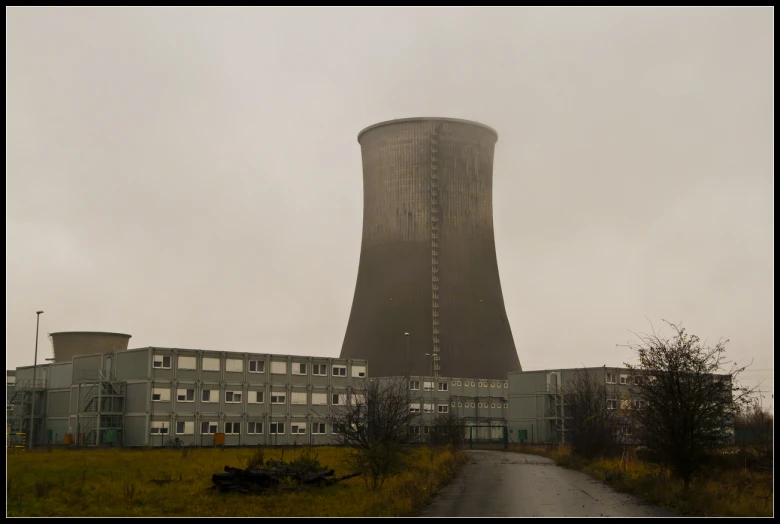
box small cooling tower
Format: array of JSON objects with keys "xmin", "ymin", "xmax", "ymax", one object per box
[{"xmin": 49, "ymin": 331, "xmax": 132, "ymax": 363}]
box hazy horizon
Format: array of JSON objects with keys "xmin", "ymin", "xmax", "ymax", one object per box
[{"xmin": 6, "ymin": 7, "xmax": 773, "ymax": 402}]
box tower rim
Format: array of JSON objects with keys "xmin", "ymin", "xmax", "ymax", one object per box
[{"xmin": 357, "ymin": 117, "xmax": 498, "ymax": 144}]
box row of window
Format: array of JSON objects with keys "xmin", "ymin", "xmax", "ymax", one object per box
[
  {"xmin": 409, "ymin": 402, "xmax": 508, "ymax": 413},
  {"xmin": 152, "ymin": 355, "xmax": 363, "ymax": 377},
  {"xmin": 152, "ymin": 388, "xmax": 359, "ymax": 406},
  {"xmin": 409, "ymin": 380, "xmax": 508, "ymax": 390},
  {"xmin": 151, "ymin": 420, "xmax": 333, "ymax": 436},
  {"xmin": 606, "ymin": 399, "xmax": 647, "ymax": 410},
  {"xmin": 605, "ymin": 373, "xmax": 648, "ymax": 385}
]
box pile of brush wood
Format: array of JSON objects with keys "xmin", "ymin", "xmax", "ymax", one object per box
[{"xmin": 211, "ymin": 459, "xmax": 360, "ymax": 494}]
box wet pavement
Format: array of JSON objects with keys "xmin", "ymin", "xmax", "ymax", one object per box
[{"xmin": 422, "ymin": 450, "xmax": 678, "ymax": 517}]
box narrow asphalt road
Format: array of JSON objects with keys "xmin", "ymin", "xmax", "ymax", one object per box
[{"xmin": 422, "ymin": 451, "xmax": 678, "ymax": 517}]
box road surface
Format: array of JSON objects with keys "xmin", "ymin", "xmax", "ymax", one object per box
[{"xmin": 422, "ymin": 451, "xmax": 677, "ymax": 517}]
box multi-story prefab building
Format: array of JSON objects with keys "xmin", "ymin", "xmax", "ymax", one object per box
[{"xmin": 8, "ymin": 347, "xmax": 367, "ymax": 447}]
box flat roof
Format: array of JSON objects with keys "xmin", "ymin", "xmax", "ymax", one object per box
[{"xmin": 49, "ymin": 331, "xmax": 131, "ymax": 337}]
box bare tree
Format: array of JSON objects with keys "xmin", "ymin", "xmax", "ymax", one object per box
[
  {"xmin": 563, "ymin": 368, "xmax": 620, "ymax": 458},
  {"xmin": 621, "ymin": 320, "xmax": 755, "ymax": 490},
  {"xmin": 734, "ymin": 401, "xmax": 773, "ymax": 460},
  {"xmin": 427, "ymin": 411, "xmax": 465, "ymax": 447},
  {"xmin": 323, "ymin": 377, "xmax": 420, "ymax": 490}
]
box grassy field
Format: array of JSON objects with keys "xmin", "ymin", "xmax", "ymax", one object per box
[
  {"xmin": 6, "ymin": 445, "xmax": 466, "ymax": 517},
  {"xmin": 509, "ymin": 444, "xmax": 773, "ymax": 517}
]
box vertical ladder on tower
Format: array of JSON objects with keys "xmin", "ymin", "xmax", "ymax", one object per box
[{"xmin": 430, "ymin": 127, "xmax": 441, "ymax": 378}]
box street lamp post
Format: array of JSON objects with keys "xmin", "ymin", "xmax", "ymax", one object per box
[
  {"xmin": 404, "ymin": 333, "xmax": 410, "ymax": 377},
  {"xmin": 29, "ymin": 310, "xmax": 44, "ymax": 450}
]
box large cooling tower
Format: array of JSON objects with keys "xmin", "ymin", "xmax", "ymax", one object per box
[
  {"xmin": 339, "ymin": 117, "xmax": 521, "ymax": 379},
  {"xmin": 49, "ymin": 331, "xmax": 132, "ymax": 363}
]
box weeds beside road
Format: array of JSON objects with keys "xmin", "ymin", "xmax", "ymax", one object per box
[{"xmin": 509, "ymin": 444, "xmax": 773, "ymax": 517}]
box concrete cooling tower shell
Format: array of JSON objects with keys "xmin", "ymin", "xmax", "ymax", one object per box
[
  {"xmin": 49, "ymin": 331, "xmax": 132, "ymax": 363},
  {"xmin": 340, "ymin": 117, "xmax": 522, "ymax": 379}
]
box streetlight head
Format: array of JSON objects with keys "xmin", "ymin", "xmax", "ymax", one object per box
[
  {"xmin": 36, "ymin": 311, "xmax": 44, "ymax": 315},
  {"xmin": 404, "ymin": 332, "xmax": 409, "ymax": 336}
]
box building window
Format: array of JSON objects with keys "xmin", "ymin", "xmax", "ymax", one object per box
[
  {"xmin": 290, "ymin": 423, "xmax": 306, "ymax": 435},
  {"xmin": 471, "ymin": 402, "xmax": 476, "ymax": 408},
  {"xmin": 352, "ymin": 365, "xmax": 366, "ymax": 378},
  {"xmin": 291, "ymin": 392, "xmax": 307, "ymax": 405},
  {"xmin": 451, "ymin": 401, "xmax": 456, "ymax": 407},
  {"xmin": 606, "ymin": 373, "xmax": 617, "ymax": 384},
  {"xmin": 481, "ymin": 382, "xmax": 487, "ymax": 388},
  {"xmin": 249, "ymin": 360, "xmax": 265, "ymax": 373},
  {"xmin": 292, "ymin": 363, "xmax": 307, "ymax": 375},
  {"xmin": 202, "ymin": 358, "xmax": 220, "ymax": 372},
  {"xmin": 152, "ymin": 388, "xmax": 170, "ymax": 402},
  {"xmin": 409, "ymin": 381, "xmax": 420, "ymax": 391},
  {"xmin": 269, "ymin": 422, "xmax": 285, "ymax": 435},
  {"xmin": 332, "ymin": 423, "xmax": 346, "ymax": 434},
  {"xmin": 150, "ymin": 421, "xmax": 169, "ymax": 434},
  {"xmin": 271, "ymin": 393, "xmax": 286, "ymax": 404},
  {"xmin": 409, "ymin": 426, "xmax": 420, "ymax": 435},
  {"xmin": 490, "ymin": 382, "xmax": 495, "ymax": 388},
  {"xmin": 311, "ymin": 393, "xmax": 326, "ymax": 405},
  {"xmin": 332, "ymin": 393, "xmax": 348, "ymax": 406},
  {"xmin": 491, "ymin": 403, "xmax": 495, "ymax": 408},
  {"xmin": 175, "ymin": 421, "xmax": 194, "ymax": 435},
  {"xmin": 423, "ymin": 403, "xmax": 434, "ymax": 413},
  {"xmin": 332, "ymin": 365, "xmax": 346, "ymax": 377},
  {"xmin": 176, "ymin": 389, "xmax": 195, "ymax": 402},
  {"xmin": 470, "ymin": 381, "xmax": 475, "ymax": 387},
  {"xmin": 312, "ymin": 364, "xmax": 327, "ymax": 376},
  {"xmin": 504, "ymin": 403, "xmax": 508, "ymax": 408},
  {"xmin": 423, "ymin": 381, "xmax": 434, "ymax": 391},
  {"xmin": 458, "ymin": 402, "xmax": 462, "ymax": 407},
  {"xmin": 477, "ymin": 382, "xmax": 483, "ymax": 387},
  {"xmin": 607, "ymin": 399, "xmax": 618, "ymax": 410},
  {"xmin": 201, "ymin": 422, "xmax": 218, "ymax": 434},
  {"xmin": 478, "ymin": 403, "xmax": 483, "ymax": 408},
  {"xmin": 409, "ymin": 403, "xmax": 421, "ymax": 413},
  {"xmin": 311, "ymin": 422, "xmax": 326, "ymax": 434},
  {"xmin": 178, "ymin": 356, "xmax": 196, "ymax": 370},
  {"xmin": 224, "ymin": 422, "xmax": 241, "ymax": 435},
  {"xmin": 620, "ymin": 375, "xmax": 628, "ymax": 385},
  {"xmin": 226, "ymin": 359, "xmax": 243, "ymax": 373},
  {"xmin": 247, "ymin": 422, "xmax": 263, "ymax": 434},
  {"xmin": 270, "ymin": 362, "xmax": 287, "ymax": 374},
  {"xmin": 438, "ymin": 405, "xmax": 449, "ymax": 413},
  {"xmin": 423, "ymin": 426, "xmax": 431, "ymax": 435},
  {"xmin": 225, "ymin": 391, "xmax": 243, "ymax": 403},
  {"xmin": 153, "ymin": 355, "xmax": 171, "ymax": 369},
  {"xmin": 201, "ymin": 389, "xmax": 217, "ymax": 403},
  {"xmin": 503, "ymin": 382, "xmax": 508, "ymax": 388},
  {"xmin": 438, "ymin": 382, "xmax": 448, "ymax": 392},
  {"xmin": 251, "ymin": 391, "xmax": 264, "ymax": 404}
]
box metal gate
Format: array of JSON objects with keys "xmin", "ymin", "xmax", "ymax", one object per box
[{"xmin": 449, "ymin": 424, "xmax": 509, "ymax": 450}]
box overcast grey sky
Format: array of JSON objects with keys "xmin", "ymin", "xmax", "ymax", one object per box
[{"xmin": 6, "ymin": 7, "xmax": 773, "ymax": 398}]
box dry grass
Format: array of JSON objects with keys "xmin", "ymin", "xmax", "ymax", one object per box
[
  {"xmin": 6, "ymin": 445, "xmax": 466, "ymax": 517},
  {"xmin": 508, "ymin": 444, "xmax": 773, "ymax": 517}
]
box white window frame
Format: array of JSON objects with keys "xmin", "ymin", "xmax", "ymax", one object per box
[
  {"xmin": 438, "ymin": 382, "xmax": 448, "ymax": 392},
  {"xmin": 202, "ymin": 358, "xmax": 220, "ymax": 372},
  {"xmin": 423, "ymin": 403, "xmax": 434, "ymax": 413},
  {"xmin": 451, "ymin": 401, "xmax": 456, "ymax": 407},
  {"xmin": 606, "ymin": 373, "xmax": 617, "ymax": 384},
  {"xmin": 351, "ymin": 365, "xmax": 366, "ymax": 378},
  {"xmin": 225, "ymin": 390, "xmax": 243, "ymax": 403},
  {"xmin": 312, "ymin": 364, "xmax": 327, "ymax": 376},
  {"xmin": 409, "ymin": 426, "xmax": 420, "ymax": 435},
  {"xmin": 153, "ymin": 355, "xmax": 172, "ymax": 369},
  {"xmin": 409, "ymin": 380, "xmax": 420, "ymax": 391},
  {"xmin": 226, "ymin": 359, "xmax": 243, "ymax": 373},
  {"xmin": 332, "ymin": 365, "xmax": 347, "ymax": 377},
  {"xmin": 332, "ymin": 393, "xmax": 347, "ymax": 406},
  {"xmin": 619, "ymin": 374, "xmax": 628, "ymax": 385},
  {"xmin": 247, "ymin": 422, "xmax": 263, "ymax": 435},
  {"xmin": 152, "ymin": 388, "xmax": 170, "ymax": 402},
  {"xmin": 201, "ymin": 389, "xmax": 217, "ymax": 403},
  {"xmin": 490, "ymin": 382, "xmax": 495, "ymax": 388},
  {"xmin": 409, "ymin": 403, "xmax": 421, "ymax": 413},
  {"xmin": 175, "ymin": 421, "xmax": 194, "ymax": 435},
  {"xmin": 311, "ymin": 393, "xmax": 327, "ymax": 406},
  {"xmin": 271, "ymin": 392, "xmax": 286, "ymax": 405},
  {"xmin": 248, "ymin": 360, "xmax": 265, "ymax": 373},
  {"xmin": 150, "ymin": 421, "xmax": 169, "ymax": 434},
  {"xmin": 269, "ymin": 422, "xmax": 285, "ymax": 435},
  {"xmin": 607, "ymin": 399, "xmax": 618, "ymax": 410},
  {"xmin": 177, "ymin": 356, "xmax": 196, "ymax": 370},
  {"xmin": 504, "ymin": 403, "xmax": 508, "ymax": 408},
  {"xmin": 292, "ymin": 363, "xmax": 307, "ymax": 375},
  {"xmin": 423, "ymin": 381, "xmax": 434, "ymax": 391},
  {"xmin": 224, "ymin": 421, "xmax": 241, "ymax": 435},
  {"xmin": 290, "ymin": 423, "xmax": 306, "ymax": 434},
  {"xmin": 250, "ymin": 391, "xmax": 264, "ymax": 404},
  {"xmin": 176, "ymin": 389, "xmax": 195, "ymax": 402},
  {"xmin": 291, "ymin": 392, "xmax": 307, "ymax": 405},
  {"xmin": 457, "ymin": 381, "xmax": 462, "ymax": 386},
  {"xmin": 503, "ymin": 382, "xmax": 508, "ymax": 388},
  {"xmin": 201, "ymin": 421, "xmax": 218, "ymax": 434},
  {"xmin": 271, "ymin": 361, "xmax": 287, "ymax": 375},
  {"xmin": 311, "ymin": 422, "xmax": 326, "ymax": 434},
  {"xmin": 438, "ymin": 405, "xmax": 449, "ymax": 413}
]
